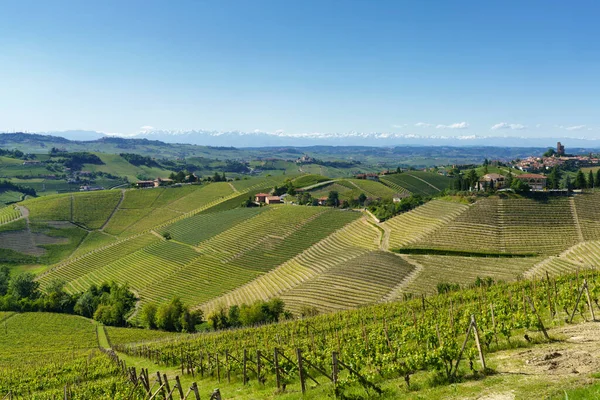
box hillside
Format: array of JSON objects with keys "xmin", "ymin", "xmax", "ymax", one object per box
[{"xmin": 4, "ymin": 180, "xmax": 600, "ymax": 317}]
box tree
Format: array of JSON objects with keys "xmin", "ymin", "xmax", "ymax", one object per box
[
  {"xmin": 505, "ymin": 171, "xmax": 514, "ymax": 188},
  {"xmin": 511, "ymin": 178, "xmax": 530, "ymax": 193},
  {"xmin": 0, "ymin": 266, "xmax": 10, "ymax": 296},
  {"xmin": 326, "ymin": 191, "xmax": 339, "ymax": 207},
  {"xmin": 227, "ymin": 305, "xmax": 241, "ymax": 328},
  {"xmin": 358, "ymin": 193, "xmax": 367, "ymax": 206},
  {"xmin": 140, "ymin": 303, "xmax": 158, "ymax": 329},
  {"xmin": 547, "ymin": 167, "xmax": 561, "ymax": 189},
  {"xmin": 466, "ymin": 169, "xmax": 478, "ymax": 189},
  {"xmin": 566, "ymin": 175, "xmax": 573, "ymax": 192},
  {"xmin": 595, "ymin": 169, "xmax": 600, "ymax": 188},
  {"xmin": 9, "ymin": 272, "xmax": 39, "ymax": 299},
  {"xmin": 543, "ymin": 148, "xmax": 556, "ymax": 157},
  {"xmin": 575, "ymin": 170, "xmax": 587, "ymax": 189},
  {"xmin": 589, "ymin": 170, "xmax": 595, "ymax": 189}
]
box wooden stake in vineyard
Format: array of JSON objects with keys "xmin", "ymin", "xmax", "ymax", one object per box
[{"xmin": 453, "ymin": 314, "xmax": 487, "ymax": 378}]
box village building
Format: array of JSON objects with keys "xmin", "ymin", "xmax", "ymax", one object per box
[
  {"xmin": 254, "ymin": 193, "xmax": 270, "ymax": 203},
  {"xmin": 317, "ymin": 197, "xmax": 328, "ymax": 206},
  {"xmin": 22, "ymin": 160, "xmax": 41, "ymax": 165},
  {"xmin": 265, "ymin": 196, "xmax": 282, "ymax": 204},
  {"xmin": 136, "ymin": 180, "xmax": 155, "ymax": 188},
  {"xmin": 354, "ymin": 173, "xmax": 379, "ymax": 181},
  {"xmin": 393, "ymin": 193, "xmax": 409, "ymax": 203},
  {"xmin": 516, "ymin": 173, "xmax": 547, "ymax": 191},
  {"xmin": 557, "ymin": 141, "xmax": 565, "ymax": 156},
  {"xmin": 480, "ymin": 173, "xmax": 506, "ymax": 189}
]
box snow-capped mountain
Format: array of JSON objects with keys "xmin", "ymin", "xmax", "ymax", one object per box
[{"xmin": 23, "ymin": 129, "xmax": 600, "ymax": 148}]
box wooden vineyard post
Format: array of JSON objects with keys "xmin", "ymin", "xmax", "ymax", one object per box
[
  {"xmin": 332, "ymin": 351, "xmax": 339, "ymax": 386},
  {"xmin": 243, "ymin": 349, "xmax": 248, "ymax": 385},
  {"xmin": 191, "ymin": 382, "xmax": 200, "ymax": 400},
  {"xmin": 584, "ymin": 279, "xmax": 596, "ymax": 321},
  {"xmin": 471, "ymin": 315, "xmax": 487, "ymax": 371},
  {"xmin": 216, "ymin": 353, "xmax": 221, "ymax": 383},
  {"xmin": 490, "ymin": 303, "xmax": 499, "ymax": 348},
  {"xmin": 296, "ymin": 348, "xmax": 306, "ymax": 394},
  {"xmin": 163, "ymin": 374, "xmax": 171, "ymax": 398},
  {"xmin": 225, "ymin": 350, "xmax": 231, "ymax": 383},
  {"xmin": 157, "ymin": 372, "xmax": 166, "ymax": 398},
  {"xmin": 274, "ymin": 348, "xmax": 281, "ymax": 390},
  {"xmin": 453, "ymin": 318, "xmax": 474, "ymax": 377},
  {"xmin": 211, "ymin": 388, "xmax": 222, "ymax": 400},
  {"xmin": 569, "ymin": 282, "xmax": 586, "ymax": 323},
  {"xmin": 526, "ymin": 296, "xmax": 550, "ymax": 341},
  {"xmin": 200, "ymin": 352, "xmax": 204, "ymax": 378},
  {"xmin": 181, "ymin": 348, "xmax": 185, "ymax": 376},
  {"xmin": 256, "ymin": 350, "xmax": 262, "ymax": 385},
  {"xmin": 175, "ymin": 376, "xmax": 185, "ymax": 399}
]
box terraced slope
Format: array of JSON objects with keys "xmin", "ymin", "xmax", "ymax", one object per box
[
  {"xmin": 67, "ymin": 240, "xmax": 199, "ymax": 293},
  {"xmin": 0, "ymin": 205, "xmax": 21, "ymax": 225},
  {"xmin": 104, "ymin": 183, "xmax": 234, "ymax": 236},
  {"xmin": 201, "ymin": 217, "xmax": 378, "ymax": 315},
  {"xmin": 573, "ymin": 192, "xmax": 600, "ymax": 240},
  {"xmin": 406, "ymin": 197, "xmax": 579, "ymax": 256},
  {"xmin": 37, "ymin": 234, "xmax": 161, "ymax": 288},
  {"xmin": 400, "ymin": 254, "xmax": 543, "ymax": 295},
  {"xmin": 381, "ymin": 172, "xmax": 452, "ymax": 195},
  {"xmin": 280, "ymin": 251, "xmax": 415, "ymax": 313},
  {"xmin": 137, "ymin": 208, "xmax": 361, "ymax": 307},
  {"xmin": 526, "ymin": 240, "xmax": 600, "ymax": 278},
  {"xmin": 159, "ymin": 207, "xmax": 269, "ymax": 246},
  {"xmin": 343, "ymin": 179, "xmax": 397, "ymax": 199},
  {"xmin": 406, "ymin": 198, "xmax": 502, "ymax": 253},
  {"xmin": 384, "ymin": 200, "xmax": 469, "ymax": 249},
  {"xmin": 500, "ymin": 197, "xmax": 578, "ymax": 255},
  {"xmin": 38, "ymin": 205, "xmax": 362, "ymax": 308}
]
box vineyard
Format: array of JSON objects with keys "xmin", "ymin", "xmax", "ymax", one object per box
[
  {"xmin": 380, "ymin": 171, "xmax": 452, "ymax": 196},
  {"xmin": 113, "ymin": 269, "xmax": 600, "ymax": 399},
  {"xmin": 403, "ymin": 196, "xmax": 580, "ymax": 256},
  {"xmin": 0, "ymin": 205, "xmax": 21, "ymax": 225},
  {"xmin": 0, "ymin": 313, "xmax": 127, "ymax": 398}
]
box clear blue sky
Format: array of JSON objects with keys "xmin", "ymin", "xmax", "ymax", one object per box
[{"xmin": 1, "ymin": 0, "xmax": 599, "ymax": 138}]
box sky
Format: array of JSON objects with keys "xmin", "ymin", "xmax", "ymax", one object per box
[{"xmin": 1, "ymin": 0, "xmax": 599, "ymax": 140}]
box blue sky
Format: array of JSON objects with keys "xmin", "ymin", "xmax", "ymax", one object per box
[{"xmin": 1, "ymin": 0, "xmax": 599, "ymax": 139}]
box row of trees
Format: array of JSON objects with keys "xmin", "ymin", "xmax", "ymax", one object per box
[
  {"xmin": 140, "ymin": 297, "xmax": 203, "ymax": 333},
  {"xmin": 207, "ymin": 298, "xmax": 290, "ymax": 331},
  {"xmin": 0, "ymin": 268, "xmax": 135, "ymax": 326},
  {"xmin": 367, "ymin": 194, "xmax": 427, "ymax": 221}
]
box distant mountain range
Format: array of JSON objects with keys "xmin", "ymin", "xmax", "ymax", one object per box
[{"xmin": 7, "ymin": 129, "xmax": 600, "ymax": 149}]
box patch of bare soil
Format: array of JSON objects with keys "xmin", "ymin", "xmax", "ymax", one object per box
[{"xmin": 514, "ymin": 322, "xmax": 600, "ymax": 376}]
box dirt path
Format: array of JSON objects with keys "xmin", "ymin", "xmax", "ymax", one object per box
[
  {"xmin": 228, "ymin": 182, "xmax": 239, "ymax": 193},
  {"xmin": 569, "ymin": 197, "xmax": 585, "ymax": 242},
  {"xmin": 407, "ymin": 173, "xmax": 441, "ymax": 191},
  {"xmin": 100, "ymin": 189, "xmax": 125, "ymax": 231}
]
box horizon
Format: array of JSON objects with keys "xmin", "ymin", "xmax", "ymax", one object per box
[{"xmin": 1, "ymin": 1, "xmax": 599, "ymax": 142}]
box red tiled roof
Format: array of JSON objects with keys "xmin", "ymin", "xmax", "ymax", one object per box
[{"xmin": 255, "ymin": 193, "xmax": 270, "ymax": 196}]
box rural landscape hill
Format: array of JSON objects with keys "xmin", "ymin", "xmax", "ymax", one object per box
[{"xmin": 3, "ymin": 135, "xmax": 600, "ymax": 399}]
